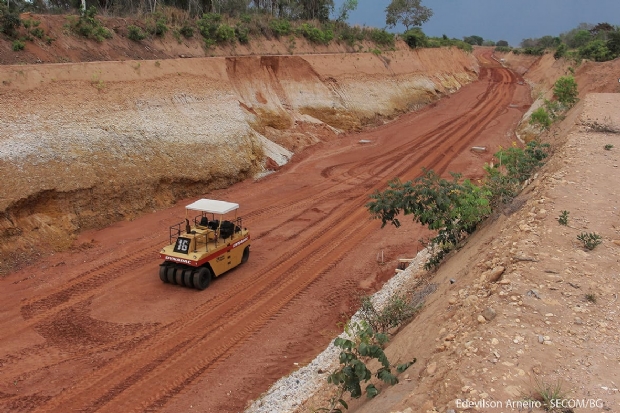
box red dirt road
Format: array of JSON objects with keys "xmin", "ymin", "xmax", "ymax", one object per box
[{"xmin": 0, "ymin": 51, "xmax": 531, "ymax": 413}]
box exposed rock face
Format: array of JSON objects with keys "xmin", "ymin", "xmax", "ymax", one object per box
[{"xmin": 0, "ymin": 48, "xmax": 478, "ymax": 274}]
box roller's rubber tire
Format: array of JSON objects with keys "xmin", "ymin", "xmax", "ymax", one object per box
[
  {"xmin": 159, "ymin": 265, "xmax": 169, "ymax": 283},
  {"xmin": 175, "ymin": 269, "xmax": 185, "ymax": 286},
  {"xmin": 193, "ymin": 267, "xmax": 212, "ymax": 290},
  {"xmin": 183, "ymin": 269, "xmax": 195, "ymax": 288},
  {"xmin": 167, "ymin": 267, "xmax": 177, "ymax": 284},
  {"xmin": 241, "ymin": 246, "xmax": 250, "ymax": 264}
]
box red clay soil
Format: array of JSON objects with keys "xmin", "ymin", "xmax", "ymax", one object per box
[{"xmin": 0, "ymin": 49, "xmax": 531, "ymax": 413}]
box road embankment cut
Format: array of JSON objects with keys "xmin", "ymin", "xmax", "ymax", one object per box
[{"xmin": 0, "ymin": 47, "xmax": 478, "ymax": 274}]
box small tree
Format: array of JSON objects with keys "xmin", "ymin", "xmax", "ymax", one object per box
[
  {"xmin": 553, "ymin": 76, "xmax": 578, "ymax": 107},
  {"xmin": 367, "ymin": 169, "xmax": 491, "ymax": 269},
  {"xmin": 385, "ymin": 0, "xmax": 433, "ymax": 31},
  {"xmin": 321, "ymin": 321, "xmax": 415, "ymax": 412}
]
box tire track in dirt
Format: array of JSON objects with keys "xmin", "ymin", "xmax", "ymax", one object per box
[
  {"xmin": 34, "ymin": 182, "xmax": 393, "ymax": 412},
  {"xmin": 321, "ymin": 67, "xmax": 517, "ymax": 185}
]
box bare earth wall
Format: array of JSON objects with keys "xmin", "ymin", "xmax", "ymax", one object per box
[{"xmin": 0, "ymin": 47, "xmax": 478, "ymax": 274}]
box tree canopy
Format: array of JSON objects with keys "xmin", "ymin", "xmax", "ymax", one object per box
[
  {"xmin": 463, "ymin": 35, "xmax": 483, "ymax": 46},
  {"xmin": 385, "ymin": 0, "xmax": 433, "ymax": 31}
]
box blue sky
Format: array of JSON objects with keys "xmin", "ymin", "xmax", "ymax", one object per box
[{"xmin": 333, "ymin": 0, "xmax": 620, "ymax": 47}]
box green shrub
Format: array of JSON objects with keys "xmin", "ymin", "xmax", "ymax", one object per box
[
  {"xmin": 172, "ymin": 29, "xmax": 182, "ymax": 43},
  {"xmin": 1, "ymin": 12, "xmax": 21, "ymax": 37},
  {"xmin": 68, "ymin": 6, "xmax": 113, "ymax": 42},
  {"xmin": 402, "ymin": 28, "xmax": 427, "ymax": 49},
  {"xmin": 368, "ymin": 28, "xmax": 394, "ymax": 47},
  {"xmin": 543, "ymin": 99, "xmax": 563, "ymax": 120},
  {"xmin": 531, "ymin": 377, "xmax": 567, "ymax": 411},
  {"xmin": 577, "ymin": 232, "xmax": 602, "ymax": 250},
  {"xmin": 553, "ymin": 76, "xmax": 578, "ymax": 107},
  {"xmin": 453, "ymin": 40, "xmax": 473, "ymax": 52},
  {"xmin": 296, "ymin": 23, "xmax": 333, "ymax": 45},
  {"xmin": 554, "ymin": 43, "xmax": 567, "ymax": 59},
  {"xmin": 12, "ymin": 39, "xmax": 25, "ymax": 51},
  {"xmin": 523, "ymin": 47, "xmax": 545, "ymax": 55},
  {"xmin": 530, "ymin": 107, "xmax": 552, "ymax": 129},
  {"xmin": 495, "ymin": 46, "xmax": 512, "ymax": 53},
  {"xmin": 369, "ymin": 139, "xmax": 550, "ymax": 270},
  {"xmin": 579, "ymin": 39, "xmax": 612, "ymax": 62},
  {"xmin": 425, "ymin": 38, "xmax": 441, "ymax": 48},
  {"xmin": 127, "ymin": 25, "xmax": 146, "ymax": 41},
  {"xmin": 197, "ymin": 13, "xmax": 221, "ymax": 39},
  {"xmin": 484, "ymin": 167, "xmax": 520, "ymax": 208},
  {"xmin": 30, "ymin": 27, "xmax": 45, "ymax": 38},
  {"xmin": 607, "ymin": 30, "xmax": 620, "ymax": 58},
  {"xmin": 22, "ymin": 18, "xmax": 41, "ymax": 33},
  {"xmin": 368, "ymin": 169, "xmax": 492, "ymax": 269},
  {"xmin": 179, "ymin": 22, "xmax": 194, "ymax": 38},
  {"xmin": 268, "ymin": 18, "xmax": 291, "ymax": 38},
  {"xmin": 196, "ymin": 13, "xmax": 236, "ymax": 45},
  {"xmin": 336, "ymin": 23, "xmax": 365, "ymax": 46},
  {"xmin": 203, "ymin": 37, "xmax": 216, "ymax": 49},
  {"xmin": 359, "ymin": 294, "xmax": 420, "ymax": 335},
  {"xmin": 493, "ymin": 140, "xmax": 550, "ymax": 183},
  {"xmin": 235, "ymin": 24, "xmax": 249, "ymax": 43},
  {"xmin": 557, "ymin": 210, "xmax": 569, "ymax": 226},
  {"xmin": 322, "ymin": 321, "xmax": 415, "ymax": 411},
  {"xmin": 215, "ymin": 23, "xmax": 235, "ymax": 43},
  {"xmin": 22, "ymin": 18, "xmax": 34, "ymax": 29},
  {"xmin": 482, "ymin": 140, "xmax": 550, "ymax": 208},
  {"xmin": 149, "ymin": 17, "xmax": 168, "ymax": 37}
]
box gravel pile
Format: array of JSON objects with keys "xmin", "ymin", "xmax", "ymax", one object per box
[{"xmin": 245, "ymin": 248, "xmax": 431, "ymax": 413}]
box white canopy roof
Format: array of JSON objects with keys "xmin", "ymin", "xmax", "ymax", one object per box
[{"xmin": 185, "ymin": 199, "xmax": 239, "ymax": 214}]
